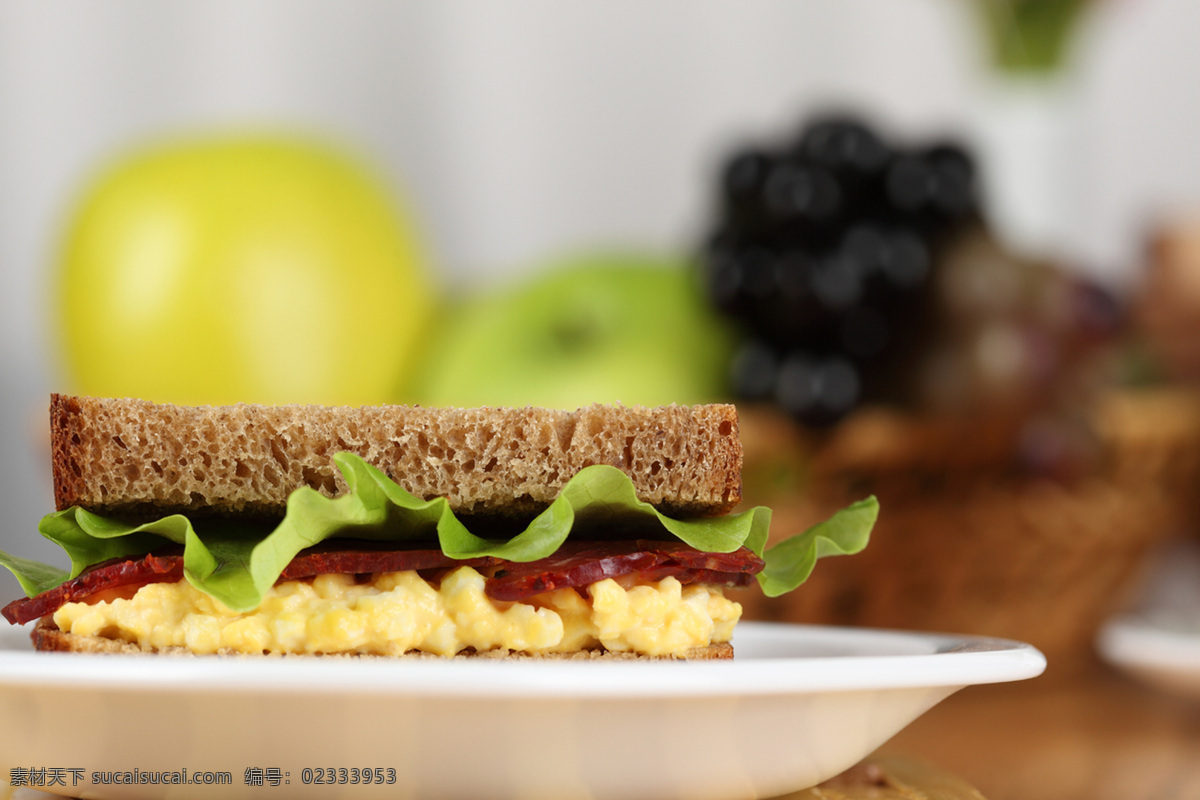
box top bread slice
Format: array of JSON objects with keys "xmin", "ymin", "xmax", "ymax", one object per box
[
  {"xmin": 31, "ymin": 619, "xmax": 734, "ymax": 659},
  {"xmin": 50, "ymin": 395, "xmax": 743, "ymax": 520}
]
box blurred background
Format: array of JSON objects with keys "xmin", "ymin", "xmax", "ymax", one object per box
[
  {"xmin": 5, "ymin": 2, "xmax": 1200, "ymax": 796},
  {"xmin": 4, "ymin": 0, "xmax": 1200, "ymax": 718}
]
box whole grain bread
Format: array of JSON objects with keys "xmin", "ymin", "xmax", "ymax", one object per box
[
  {"xmin": 50, "ymin": 395, "xmax": 743, "ymax": 519},
  {"xmin": 31, "ymin": 619, "xmax": 733, "ymax": 659}
]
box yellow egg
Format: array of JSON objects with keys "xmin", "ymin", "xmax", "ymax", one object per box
[{"xmin": 53, "ymin": 568, "xmax": 743, "ymax": 657}]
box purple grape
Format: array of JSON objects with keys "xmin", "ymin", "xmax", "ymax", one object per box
[
  {"xmin": 728, "ymin": 340, "xmax": 779, "ymax": 402},
  {"xmin": 799, "ymin": 118, "xmax": 890, "ymax": 176},
  {"xmin": 700, "ymin": 114, "xmax": 980, "ymax": 426},
  {"xmin": 774, "ymin": 353, "xmax": 862, "ymax": 427},
  {"xmin": 722, "ymin": 148, "xmax": 774, "ymax": 207},
  {"xmin": 762, "ymin": 159, "xmax": 843, "ymax": 231}
]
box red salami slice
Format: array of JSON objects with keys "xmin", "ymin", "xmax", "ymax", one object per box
[
  {"xmin": 2, "ymin": 540, "xmax": 763, "ymax": 626},
  {"xmin": 483, "ymin": 540, "xmax": 764, "ymax": 601},
  {"xmin": 1, "ymin": 544, "xmax": 483, "ymax": 625},
  {"xmin": 2, "ymin": 552, "xmax": 185, "ymax": 626},
  {"xmin": 276, "ymin": 542, "xmax": 501, "ymax": 581}
]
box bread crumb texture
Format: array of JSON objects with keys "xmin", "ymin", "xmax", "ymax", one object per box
[{"xmin": 51, "ymin": 395, "xmax": 743, "ymax": 518}]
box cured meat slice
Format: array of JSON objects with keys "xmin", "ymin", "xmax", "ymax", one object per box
[
  {"xmin": 2, "ymin": 552, "xmax": 184, "ymax": 626},
  {"xmin": 483, "ymin": 540, "xmax": 764, "ymax": 601},
  {"xmin": 276, "ymin": 542, "xmax": 501, "ymax": 581},
  {"xmin": 1, "ymin": 543, "xmax": 485, "ymax": 625},
  {"xmin": 2, "ymin": 540, "xmax": 764, "ymax": 625}
]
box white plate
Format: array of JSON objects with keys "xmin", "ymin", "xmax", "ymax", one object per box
[
  {"xmin": 1096, "ymin": 539, "xmax": 1200, "ymax": 701},
  {"xmin": 0, "ymin": 622, "xmax": 1044, "ymax": 800},
  {"xmin": 1097, "ymin": 614, "xmax": 1200, "ymax": 700}
]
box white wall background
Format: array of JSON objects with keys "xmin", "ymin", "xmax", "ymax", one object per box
[{"xmin": 1, "ymin": 0, "xmax": 1198, "ymax": 597}]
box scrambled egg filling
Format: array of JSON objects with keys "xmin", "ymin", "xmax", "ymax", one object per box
[{"xmin": 52, "ymin": 567, "xmax": 742, "ymax": 656}]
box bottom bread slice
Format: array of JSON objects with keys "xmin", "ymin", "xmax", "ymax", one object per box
[{"xmin": 31, "ymin": 620, "xmax": 733, "ymax": 660}]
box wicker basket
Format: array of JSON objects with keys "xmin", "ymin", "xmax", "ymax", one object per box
[
  {"xmin": 733, "ymin": 401, "xmax": 1181, "ymax": 670},
  {"xmin": 1092, "ymin": 387, "xmax": 1200, "ymax": 536}
]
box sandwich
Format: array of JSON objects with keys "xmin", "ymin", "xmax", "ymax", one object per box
[{"xmin": 1, "ymin": 394, "xmax": 875, "ymax": 659}]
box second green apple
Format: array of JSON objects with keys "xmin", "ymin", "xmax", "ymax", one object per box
[{"xmin": 410, "ymin": 253, "xmax": 734, "ymax": 409}]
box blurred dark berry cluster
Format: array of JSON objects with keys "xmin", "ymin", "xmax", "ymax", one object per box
[{"xmin": 702, "ymin": 116, "xmax": 981, "ymax": 426}]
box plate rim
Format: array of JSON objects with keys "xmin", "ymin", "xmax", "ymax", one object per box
[
  {"xmin": 0, "ymin": 621, "xmax": 1047, "ymax": 698},
  {"xmin": 1097, "ymin": 613, "xmax": 1200, "ymax": 671}
]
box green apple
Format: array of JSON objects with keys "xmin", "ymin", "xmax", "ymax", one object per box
[
  {"xmin": 56, "ymin": 135, "xmax": 437, "ymax": 407},
  {"xmin": 410, "ymin": 252, "xmax": 735, "ymax": 409}
]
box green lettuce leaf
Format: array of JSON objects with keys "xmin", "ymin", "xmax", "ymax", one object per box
[
  {"xmin": 0, "ymin": 551, "xmax": 69, "ymax": 598},
  {"xmin": 756, "ymin": 496, "xmax": 879, "ymax": 597},
  {"xmin": 2, "ymin": 452, "xmax": 874, "ymax": 612}
]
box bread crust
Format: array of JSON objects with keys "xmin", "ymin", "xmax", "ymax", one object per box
[
  {"xmin": 49, "ymin": 394, "xmax": 743, "ymax": 519},
  {"xmin": 30, "ymin": 620, "xmax": 733, "ymax": 660},
  {"xmin": 50, "ymin": 393, "xmax": 86, "ymax": 513}
]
